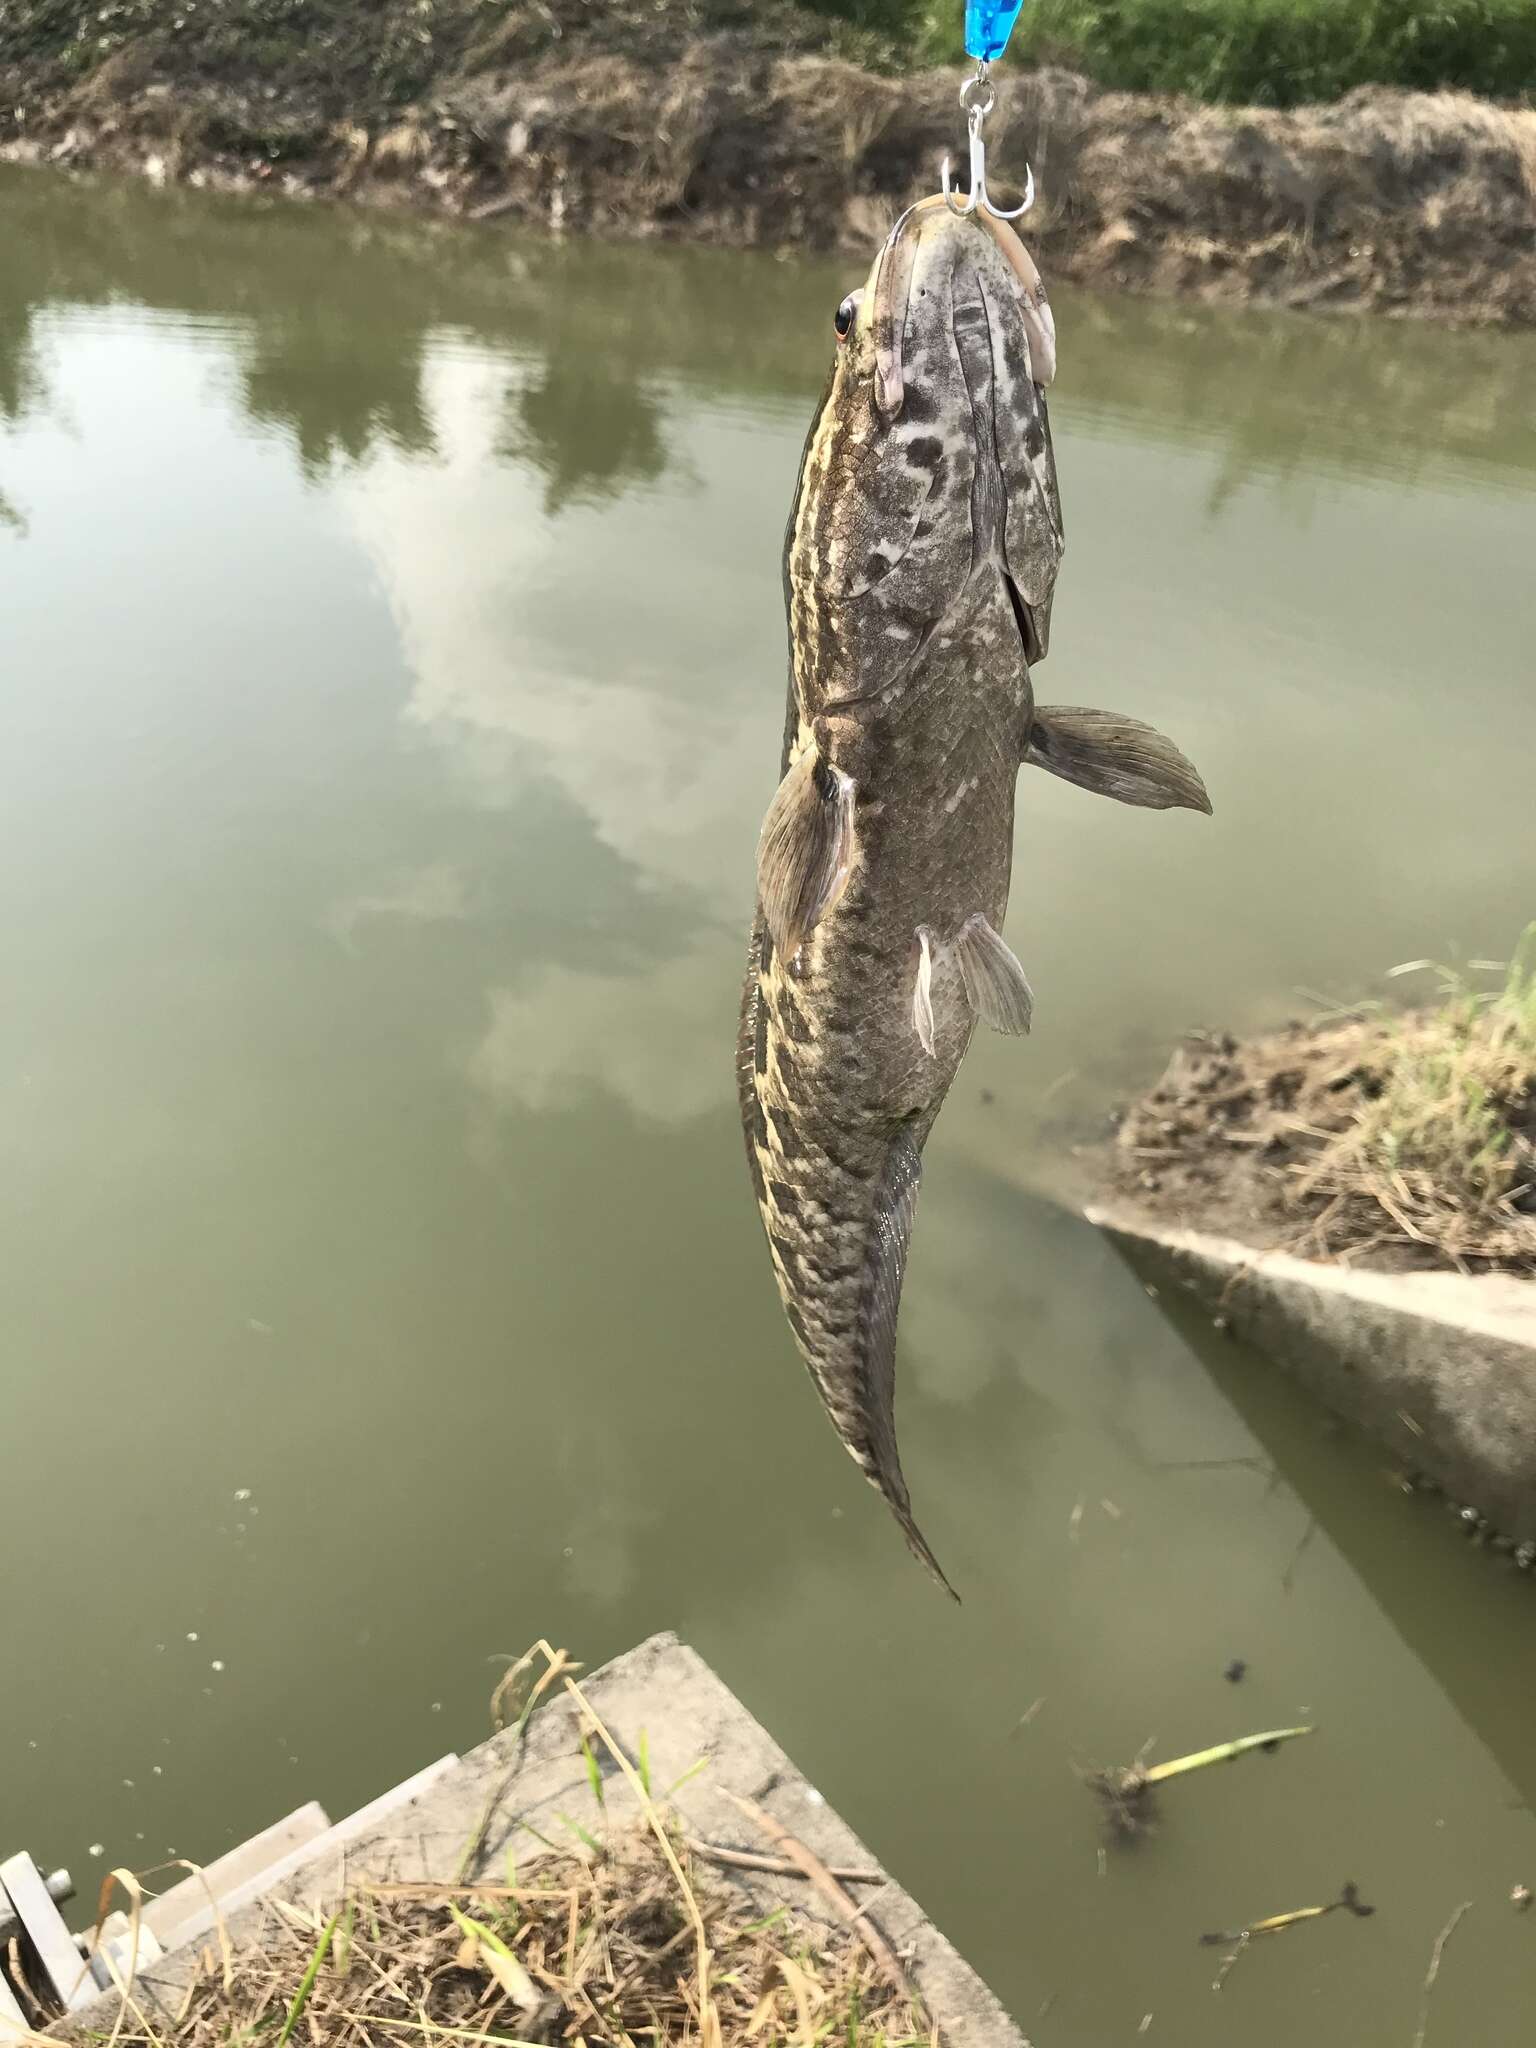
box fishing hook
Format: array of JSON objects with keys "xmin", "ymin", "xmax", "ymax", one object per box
[{"xmin": 941, "ymin": 63, "xmax": 1034, "ymax": 220}]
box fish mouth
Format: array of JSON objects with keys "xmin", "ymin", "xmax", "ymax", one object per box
[
  {"xmin": 872, "ymin": 200, "xmax": 1060, "ymax": 658},
  {"xmin": 866, "ymin": 199, "xmax": 1054, "ymax": 421}
]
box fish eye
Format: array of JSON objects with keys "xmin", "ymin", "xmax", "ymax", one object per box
[{"xmin": 833, "ymin": 292, "xmax": 861, "ymax": 342}]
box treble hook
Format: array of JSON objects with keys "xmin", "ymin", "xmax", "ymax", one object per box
[{"xmin": 941, "ymin": 64, "xmax": 1034, "ymax": 221}]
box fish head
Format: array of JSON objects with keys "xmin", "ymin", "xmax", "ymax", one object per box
[{"xmin": 787, "ymin": 197, "xmax": 1063, "ymax": 710}]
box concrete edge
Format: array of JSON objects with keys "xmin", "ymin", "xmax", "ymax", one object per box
[{"xmin": 1087, "ymin": 1199, "xmax": 1536, "ymax": 1546}]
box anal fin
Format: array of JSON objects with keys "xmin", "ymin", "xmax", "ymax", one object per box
[
  {"xmin": 955, "ymin": 914, "xmax": 1034, "ymax": 1035},
  {"xmin": 756, "ymin": 745, "xmax": 856, "ymax": 957},
  {"xmin": 1026, "ymin": 706, "xmax": 1212, "ymax": 814}
]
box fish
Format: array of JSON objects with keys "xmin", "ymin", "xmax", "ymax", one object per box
[{"xmin": 738, "ymin": 197, "xmax": 1210, "ymax": 1597}]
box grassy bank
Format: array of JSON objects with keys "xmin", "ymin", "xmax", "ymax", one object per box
[
  {"xmin": 4, "ymin": 0, "xmax": 1535, "ymax": 115},
  {"xmin": 1112, "ymin": 927, "xmax": 1536, "ymax": 1272}
]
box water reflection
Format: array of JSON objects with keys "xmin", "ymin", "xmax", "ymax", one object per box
[
  {"xmin": 468, "ymin": 935, "xmax": 734, "ymax": 1125},
  {"xmin": 5, "ymin": 167, "xmax": 1536, "ymax": 508},
  {"xmin": 0, "ymin": 296, "xmax": 44, "ymax": 423},
  {"xmin": 505, "ymin": 358, "xmax": 670, "ymax": 513},
  {"xmin": 325, "ymin": 862, "xmax": 473, "ymax": 954},
  {"xmin": 1064, "ymin": 289, "xmax": 1536, "ymax": 497},
  {"xmin": 243, "ymin": 313, "xmax": 438, "ymax": 474},
  {"xmin": 1139, "ymin": 1268, "xmax": 1536, "ymax": 1819}
]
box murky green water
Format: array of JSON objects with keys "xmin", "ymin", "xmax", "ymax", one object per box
[{"xmin": 4, "ymin": 168, "xmax": 1536, "ymax": 2043}]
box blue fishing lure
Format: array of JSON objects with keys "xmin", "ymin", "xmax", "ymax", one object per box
[{"xmin": 964, "ymin": 1, "xmax": 1026, "ymax": 62}]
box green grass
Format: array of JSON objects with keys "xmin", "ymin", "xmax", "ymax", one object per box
[
  {"xmin": 818, "ymin": 0, "xmax": 1536, "ymax": 104},
  {"xmin": 1362, "ymin": 924, "xmax": 1536, "ymax": 1225},
  {"xmin": 908, "ymin": 0, "xmax": 1536, "ymax": 104},
  {"xmin": 992, "ymin": 0, "xmax": 1536, "ymax": 106},
  {"xmin": 4, "ymin": 0, "xmax": 1533, "ymax": 109}
]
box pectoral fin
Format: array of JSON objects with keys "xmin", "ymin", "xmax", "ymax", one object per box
[
  {"xmin": 756, "ymin": 746, "xmax": 856, "ymax": 956},
  {"xmin": 955, "ymin": 915, "xmax": 1034, "ymax": 1035},
  {"xmin": 1026, "ymin": 707, "xmax": 1212, "ymax": 814}
]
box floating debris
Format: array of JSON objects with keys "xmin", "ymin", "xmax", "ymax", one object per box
[
  {"xmin": 1512, "ymin": 1883, "xmax": 1532, "ymax": 1912},
  {"xmin": 1223, "ymin": 1658, "xmax": 1248, "ymax": 1684},
  {"xmin": 1008, "ymin": 1697, "xmax": 1046, "ymax": 1739},
  {"xmin": 1090, "ymin": 1724, "xmax": 1315, "ymax": 1838},
  {"xmin": 1412, "ymin": 1901, "xmax": 1472, "ymax": 2048},
  {"xmin": 1204, "ymin": 1881, "xmax": 1375, "ymax": 1991}
]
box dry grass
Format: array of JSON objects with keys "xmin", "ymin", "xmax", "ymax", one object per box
[
  {"xmin": 1113, "ymin": 925, "xmax": 1536, "ymax": 1272},
  {"xmin": 64, "ymin": 1831, "xmax": 931, "ymax": 2048}
]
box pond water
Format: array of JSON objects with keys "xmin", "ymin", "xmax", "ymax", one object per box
[{"xmin": 3, "ymin": 168, "xmax": 1536, "ymax": 2044}]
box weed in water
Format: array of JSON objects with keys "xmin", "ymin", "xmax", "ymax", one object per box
[{"xmin": 1090, "ymin": 1725, "xmax": 1315, "ymax": 1839}]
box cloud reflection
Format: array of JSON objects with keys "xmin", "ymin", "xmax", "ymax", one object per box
[
  {"xmin": 339, "ymin": 352, "xmax": 769, "ymax": 921},
  {"xmin": 325, "ymin": 862, "xmax": 472, "ymax": 954},
  {"xmin": 468, "ymin": 935, "xmax": 733, "ymax": 1126}
]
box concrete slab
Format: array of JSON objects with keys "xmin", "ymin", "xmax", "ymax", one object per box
[
  {"xmin": 92, "ymin": 1914, "xmax": 165, "ymax": 1993},
  {"xmin": 1088, "ymin": 1198, "xmax": 1536, "ymax": 1543},
  {"xmin": 150, "ymin": 1758, "xmax": 459, "ymax": 1953},
  {"xmin": 144, "ymin": 1803, "xmax": 331, "ymax": 1945},
  {"xmin": 64, "ymin": 1635, "xmax": 1027, "ymax": 2046}
]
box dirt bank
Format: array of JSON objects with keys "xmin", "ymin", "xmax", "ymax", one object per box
[
  {"xmin": 1108, "ymin": 1000, "xmax": 1536, "ymax": 1276},
  {"xmin": 3, "ymin": 2, "xmax": 1535, "ymax": 324}
]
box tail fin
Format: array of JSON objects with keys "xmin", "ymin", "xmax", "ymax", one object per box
[{"xmin": 882, "ymin": 1474, "xmax": 961, "ymax": 1603}]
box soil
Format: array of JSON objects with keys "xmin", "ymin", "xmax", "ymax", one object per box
[
  {"xmin": 3, "ymin": 0, "xmax": 1535, "ymax": 324},
  {"xmin": 1107, "ymin": 1012, "xmax": 1536, "ymax": 1276}
]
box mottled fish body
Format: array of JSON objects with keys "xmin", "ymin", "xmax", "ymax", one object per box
[{"xmin": 740, "ymin": 200, "xmax": 1209, "ymax": 1595}]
